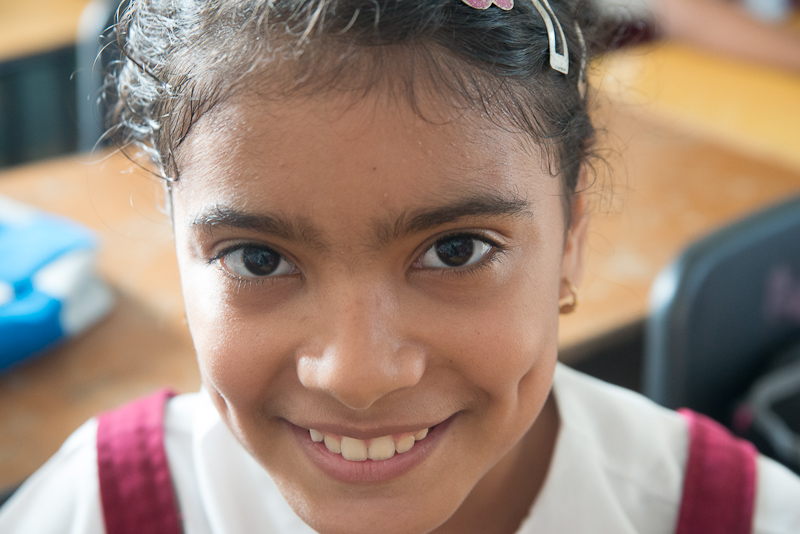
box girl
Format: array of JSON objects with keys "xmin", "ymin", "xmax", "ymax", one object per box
[{"xmin": 2, "ymin": 0, "xmax": 799, "ymax": 532}]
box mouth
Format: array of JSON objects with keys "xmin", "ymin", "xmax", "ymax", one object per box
[
  {"xmin": 308, "ymin": 426, "xmax": 431, "ymax": 461},
  {"xmin": 290, "ymin": 416, "xmax": 454, "ymax": 484}
]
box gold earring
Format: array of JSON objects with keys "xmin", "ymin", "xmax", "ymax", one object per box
[{"xmin": 559, "ymin": 278, "xmax": 579, "ymax": 314}]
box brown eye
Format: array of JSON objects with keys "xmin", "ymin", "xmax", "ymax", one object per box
[
  {"xmin": 220, "ymin": 246, "xmax": 296, "ymax": 277},
  {"xmin": 418, "ymin": 236, "xmax": 493, "ymax": 269}
]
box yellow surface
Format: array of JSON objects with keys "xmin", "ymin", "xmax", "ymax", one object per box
[
  {"xmin": 0, "ymin": 0, "xmax": 92, "ymax": 61},
  {"xmin": 596, "ymin": 40, "xmax": 800, "ymax": 171}
]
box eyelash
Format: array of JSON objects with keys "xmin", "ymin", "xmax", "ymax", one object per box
[
  {"xmin": 415, "ymin": 231, "xmax": 507, "ymax": 276},
  {"xmin": 208, "ymin": 232, "xmax": 507, "ymax": 287},
  {"xmin": 208, "ymin": 243, "xmax": 297, "ymax": 290}
]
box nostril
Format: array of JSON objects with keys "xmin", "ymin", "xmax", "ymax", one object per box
[{"xmin": 296, "ymin": 343, "xmax": 427, "ymax": 410}]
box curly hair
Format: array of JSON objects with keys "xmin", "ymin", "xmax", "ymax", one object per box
[{"xmin": 108, "ymin": 0, "xmax": 600, "ymax": 214}]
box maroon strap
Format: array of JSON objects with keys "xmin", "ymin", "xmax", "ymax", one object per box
[
  {"xmin": 676, "ymin": 409, "xmax": 758, "ymax": 534},
  {"xmin": 96, "ymin": 389, "xmax": 182, "ymax": 534}
]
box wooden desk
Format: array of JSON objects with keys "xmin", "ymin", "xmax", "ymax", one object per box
[
  {"xmin": 596, "ymin": 40, "xmax": 800, "ymax": 170},
  {"xmin": 0, "ymin": 0, "xmax": 92, "ymax": 62},
  {"xmin": 559, "ymin": 96, "xmax": 800, "ymax": 347},
  {"xmin": 1, "ymin": 53, "xmax": 800, "ymax": 488},
  {"xmin": 558, "ymin": 39, "xmax": 800, "ymax": 347},
  {"xmin": 0, "ymin": 153, "xmax": 199, "ymax": 486}
]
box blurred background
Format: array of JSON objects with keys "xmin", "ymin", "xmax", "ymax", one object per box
[{"xmin": 0, "ymin": 0, "xmax": 799, "ymax": 499}]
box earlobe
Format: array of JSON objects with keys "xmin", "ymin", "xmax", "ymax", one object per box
[
  {"xmin": 559, "ymin": 188, "xmax": 590, "ymax": 301},
  {"xmin": 558, "ymin": 278, "xmax": 580, "ymax": 314}
]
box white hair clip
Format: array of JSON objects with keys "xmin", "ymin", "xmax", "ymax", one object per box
[{"xmin": 461, "ymin": 0, "xmax": 570, "ymax": 75}]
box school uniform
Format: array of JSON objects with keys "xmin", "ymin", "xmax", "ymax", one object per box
[{"xmin": 1, "ymin": 364, "xmax": 798, "ymax": 533}]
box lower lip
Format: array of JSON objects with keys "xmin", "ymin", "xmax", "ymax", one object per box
[{"xmin": 290, "ymin": 417, "xmax": 453, "ymax": 484}]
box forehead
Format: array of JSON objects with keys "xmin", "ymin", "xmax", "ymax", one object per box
[{"xmin": 172, "ymin": 83, "xmax": 555, "ymax": 227}]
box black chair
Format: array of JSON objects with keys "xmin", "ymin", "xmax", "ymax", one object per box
[{"xmin": 644, "ymin": 195, "xmax": 800, "ymax": 425}]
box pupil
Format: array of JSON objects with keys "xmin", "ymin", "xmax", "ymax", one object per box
[
  {"xmin": 242, "ymin": 247, "xmax": 280, "ymax": 275},
  {"xmin": 435, "ymin": 237, "xmax": 474, "ymax": 267}
]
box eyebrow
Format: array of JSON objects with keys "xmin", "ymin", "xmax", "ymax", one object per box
[
  {"xmin": 191, "ymin": 205, "xmax": 325, "ymax": 249},
  {"xmin": 190, "ymin": 191, "xmax": 531, "ymax": 248},
  {"xmin": 379, "ymin": 192, "xmax": 532, "ymax": 244}
]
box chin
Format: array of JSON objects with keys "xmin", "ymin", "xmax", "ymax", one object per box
[{"xmin": 287, "ymin": 492, "xmax": 460, "ymax": 534}]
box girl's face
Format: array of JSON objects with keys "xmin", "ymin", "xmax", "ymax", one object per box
[{"xmin": 171, "ymin": 82, "xmax": 588, "ymax": 534}]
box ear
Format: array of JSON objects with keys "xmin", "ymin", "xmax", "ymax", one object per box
[{"xmin": 559, "ymin": 185, "xmax": 590, "ymax": 300}]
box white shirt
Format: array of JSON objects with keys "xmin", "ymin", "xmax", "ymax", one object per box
[{"xmin": 2, "ymin": 364, "xmax": 799, "ymax": 533}]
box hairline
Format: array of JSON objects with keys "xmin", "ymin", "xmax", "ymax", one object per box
[{"xmin": 172, "ymin": 42, "xmax": 556, "ymax": 180}]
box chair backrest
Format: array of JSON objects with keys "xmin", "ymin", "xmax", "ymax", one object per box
[{"xmin": 644, "ymin": 195, "xmax": 800, "ymax": 424}]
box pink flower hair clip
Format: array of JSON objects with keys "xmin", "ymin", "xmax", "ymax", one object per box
[{"xmin": 461, "ymin": 0, "xmax": 570, "ymax": 75}]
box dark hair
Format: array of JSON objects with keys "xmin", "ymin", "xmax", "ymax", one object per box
[{"xmin": 109, "ymin": 0, "xmax": 600, "ymax": 210}]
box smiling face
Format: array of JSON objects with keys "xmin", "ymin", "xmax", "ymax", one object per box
[{"xmin": 170, "ymin": 81, "xmax": 588, "ymax": 534}]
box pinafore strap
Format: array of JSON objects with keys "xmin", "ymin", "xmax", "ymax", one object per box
[
  {"xmin": 94, "ymin": 393, "xmax": 756, "ymax": 534},
  {"xmin": 96, "ymin": 389, "xmax": 182, "ymax": 534},
  {"xmin": 677, "ymin": 409, "xmax": 758, "ymax": 534}
]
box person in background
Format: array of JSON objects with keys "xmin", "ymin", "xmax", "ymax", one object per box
[{"xmin": 598, "ymin": 0, "xmax": 800, "ymax": 71}]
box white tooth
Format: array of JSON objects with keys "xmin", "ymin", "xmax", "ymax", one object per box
[
  {"xmin": 309, "ymin": 429, "xmax": 324, "ymax": 443},
  {"xmin": 340, "ymin": 437, "xmax": 368, "ymax": 461},
  {"xmin": 368, "ymin": 436, "xmax": 396, "ymax": 461},
  {"xmin": 395, "ymin": 435, "xmax": 415, "ymax": 454},
  {"xmin": 414, "ymin": 428, "xmax": 429, "ymax": 441},
  {"xmin": 324, "ymin": 435, "xmax": 342, "ymax": 454}
]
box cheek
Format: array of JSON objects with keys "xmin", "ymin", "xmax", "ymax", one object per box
[
  {"xmin": 177, "ymin": 251, "xmax": 296, "ymax": 409},
  {"xmin": 414, "ymin": 254, "xmax": 561, "ymax": 401},
  {"xmin": 454, "ymin": 293, "xmax": 555, "ymax": 389}
]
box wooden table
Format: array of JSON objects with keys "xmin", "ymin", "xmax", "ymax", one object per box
[
  {"xmin": 559, "ymin": 38, "xmax": 800, "ymax": 346},
  {"xmin": 0, "ymin": 0, "xmax": 93, "ymax": 62},
  {"xmin": 596, "ymin": 39, "xmax": 800, "ymax": 170},
  {"xmin": 0, "ymin": 153, "xmax": 199, "ymax": 486},
  {"xmin": 559, "ymin": 99, "xmax": 800, "ymax": 347},
  {"xmin": 1, "ymin": 44, "xmax": 799, "ymax": 488}
]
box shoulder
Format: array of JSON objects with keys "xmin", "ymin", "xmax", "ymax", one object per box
[
  {"xmin": 0, "ymin": 418, "xmax": 103, "ymax": 533},
  {"xmin": 522, "ymin": 364, "xmax": 688, "ymax": 533},
  {"xmin": 0, "ymin": 391, "xmax": 208, "ymax": 534},
  {"xmin": 553, "ymin": 363, "xmax": 691, "ymax": 494},
  {"xmin": 537, "ymin": 364, "xmax": 800, "ymax": 534},
  {"xmin": 754, "ymin": 455, "xmax": 800, "ymax": 534}
]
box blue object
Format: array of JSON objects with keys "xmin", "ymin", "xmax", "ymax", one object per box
[{"xmin": 0, "ymin": 197, "xmax": 107, "ymax": 370}]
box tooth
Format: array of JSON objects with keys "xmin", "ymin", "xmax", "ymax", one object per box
[
  {"xmin": 414, "ymin": 428, "xmax": 429, "ymax": 441},
  {"xmin": 395, "ymin": 435, "xmax": 415, "ymax": 454},
  {"xmin": 309, "ymin": 429, "xmax": 324, "ymax": 442},
  {"xmin": 324, "ymin": 435, "xmax": 342, "ymax": 454},
  {"xmin": 368, "ymin": 436, "xmax": 396, "ymax": 461},
  {"xmin": 340, "ymin": 437, "xmax": 368, "ymax": 461}
]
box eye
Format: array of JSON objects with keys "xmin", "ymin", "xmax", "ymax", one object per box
[
  {"xmin": 218, "ymin": 245, "xmax": 296, "ymax": 278},
  {"xmin": 417, "ymin": 235, "xmax": 495, "ymax": 269}
]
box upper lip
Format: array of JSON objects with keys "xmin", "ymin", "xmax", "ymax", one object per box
[{"xmin": 287, "ymin": 415, "xmax": 453, "ymax": 440}]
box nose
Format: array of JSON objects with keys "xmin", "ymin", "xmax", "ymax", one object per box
[{"xmin": 297, "ymin": 287, "xmax": 426, "ymax": 410}]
